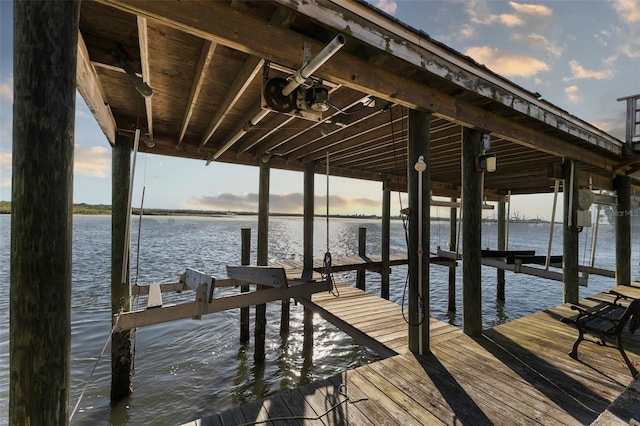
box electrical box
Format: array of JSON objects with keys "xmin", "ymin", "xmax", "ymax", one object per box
[{"xmin": 576, "ymin": 210, "xmax": 592, "ymax": 227}]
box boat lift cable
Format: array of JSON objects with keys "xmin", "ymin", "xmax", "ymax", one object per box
[
  {"xmin": 70, "ymin": 311, "xmax": 123, "ymax": 421},
  {"xmin": 387, "ymin": 107, "xmax": 426, "ymax": 327},
  {"xmin": 324, "ymin": 151, "xmax": 338, "ymax": 297}
]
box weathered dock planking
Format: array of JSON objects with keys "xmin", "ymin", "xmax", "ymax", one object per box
[{"xmin": 186, "ymin": 283, "xmax": 640, "ymax": 425}]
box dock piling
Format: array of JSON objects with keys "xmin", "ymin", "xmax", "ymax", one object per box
[
  {"xmin": 255, "ymin": 155, "xmax": 270, "ymax": 361},
  {"xmin": 462, "ymin": 127, "xmax": 483, "ymax": 336},
  {"xmin": 615, "ymin": 175, "xmax": 632, "ymax": 287},
  {"xmin": 302, "ymin": 161, "xmax": 315, "ymax": 353},
  {"xmin": 240, "ymin": 228, "xmax": 251, "ymax": 343},
  {"xmin": 497, "ymin": 200, "xmax": 506, "ymax": 301},
  {"xmin": 111, "ymin": 134, "xmax": 134, "ymax": 401},
  {"xmin": 448, "ymin": 198, "xmax": 457, "ymax": 312},
  {"xmin": 381, "ymin": 184, "xmax": 391, "ymax": 300},
  {"xmin": 563, "ymin": 159, "xmax": 580, "ymax": 304},
  {"xmin": 357, "ymin": 227, "xmax": 367, "ymax": 290},
  {"xmin": 10, "ymin": 2, "xmax": 79, "ymax": 423}
]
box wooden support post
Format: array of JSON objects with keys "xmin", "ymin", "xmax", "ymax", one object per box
[
  {"xmin": 497, "ymin": 200, "xmax": 506, "ymax": 301},
  {"xmin": 303, "ymin": 162, "xmax": 315, "ymax": 351},
  {"xmin": 563, "ymin": 159, "xmax": 580, "ymax": 304},
  {"xmin": 255, "ymin": 155, "xmax": 270, "ymax": 361},
  {"xmin": 303, "ymin": 161, "xmax": 315, "ymax": 280},
  {"xmin": 356, "ymin": 227, "xmax": 367, "ymax": 290},
  {"xmin": 407, "ymin": 109, "xmax": 431, "ymax": 354},
  {"xmin": 381, "ymin": 184, "xmax": 391, "ymax": 300},
  {"xmin": 240, "ymin": 228, "xmax": 251, "ymax": 343},
  {"xmin": 615, "ymin": 175, "xmax": 632, "ymax": 286},
  {"xmin": 303, "ymin": 305, "xmax": 314, "ymax": 358},
  {"xmin": 448, "ymin": 198, "xmax": 457, "ymax": 312},
  {"xmin": 10, "ymin": 2, "xmax": 79, "ymax": 423},
  {"xmin": 462, "ymin": 127, "xmax": 483, "ymax": 336},
  {"xmin": 111, "ymin": 134, "xmax": 133, "ymax": 401}
]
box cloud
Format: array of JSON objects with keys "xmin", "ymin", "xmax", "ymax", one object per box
[
  {"xmin": 372, "ymin": 0, "xmax": 397, "ymax": 15},
  {"xmin": 0, "ymin": 178, "xmax": 10, "ymax": 188},
  {"xmin": 467, "ymin": 0, "xmax": 551, "ymax": 27},
  {"xmin": 0, "ymin": 77, "xmax": 12, "ymax": 104},
  {"xmin": 612, "ymin": 0, "xmax": 640, "ymax": 24},
  {"xmin": 465, "ymin": 46, "xmax": 549, "ymax": 77},
  {"xmin": 74, "ymin": 145, "xmax": 110, "ymax": 177},
  {"xmin": 187, "ymin": 192, "xmax": 380, "ymax": 214},
  {"xmin": 563, "ymin": 60, "xmax": 614, "ymax": 81},
  {"xmin": 0, "ymin": 150, "xmax": 10, "ymax": 167},
  {"xmin": 512, "ymin": 33, "xmax": 562, "ymax": 58},
  {"xmin": 565, "ymin": 85, "xmax": 580, "ymax": 103},
  {"xmin": 509, "ymin": 2, "xmax": 552, "ymax": 19}
]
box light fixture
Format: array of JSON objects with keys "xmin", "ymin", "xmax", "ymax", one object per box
[
  {"xmin": 306, "ymin": 86, "xmax": 330, "ymax": 112},
  {"xmin": 414, "ymin": 155, "xmax": 427, "ymax": 172},
  {"xmin": 477, "ymin": 133, "xmax": 497, "ymax": 173},
  {"xmin": 478, "ymin": 153, "xmax": 497, "ymax": 173}
]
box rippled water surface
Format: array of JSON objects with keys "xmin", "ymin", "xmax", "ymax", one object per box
[{"xmin": 1, "ymin": 214, "xmax": 638, "ymax": 425}]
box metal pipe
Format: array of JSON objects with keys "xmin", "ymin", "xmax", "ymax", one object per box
[
  {"xmin": 281, "ymin": 34, "xmax": 346, "ymax": 96},
  {"xmin": 121, "ymin": 128, "xmax": 140, "ymax": 285},
  {"xmin": 211, "ymin": 109, "xmax": 270, "ymax": 161}
]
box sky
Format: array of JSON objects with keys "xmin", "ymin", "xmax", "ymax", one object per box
[{"xmin": 0, "ymin": 0, "xmax": 639, "ymax": 220}]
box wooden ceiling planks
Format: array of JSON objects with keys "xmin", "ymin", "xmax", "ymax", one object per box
[{"xmin": 77, "ymin": 0, "xmax": 635, "ymax": 197}]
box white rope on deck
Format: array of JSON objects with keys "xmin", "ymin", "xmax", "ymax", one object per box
[{"xmin": 237, "ymin": 384, "xmax": 367, "ymax": 426}]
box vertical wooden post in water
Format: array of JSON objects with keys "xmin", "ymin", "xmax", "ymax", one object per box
[
  {"xmin": 448, "ymin": 198, "xmax": 457, "ymax": 312},
  {"xmin": 381, "ymin": 183, "xmax": 391, "ymax": 300},
  {"xmin": 563, "ymin": 159, "xmax": 580, "ymax": 304},
  {"xmin": 407, "ymin": 109, "xmax": 431, "ymax": 354},
  {"xmin": 111, "ymin": 134, "xmax": 133, "ymax": 400},
  {"xmin": 255, "ymin": 155, "xmax": 270, "ymax": 361},
  {"xmin": 497, "ymin": 200, "xmax": 506, "ymax": 301},
  {"xmin": 356, "ymin": 227, "xmax": 367, "ymax": 290},
  {"xmin": 462, "ymin": 127, "xmax": 483, "ymax": 336},
  {"xmin": 10, "ymin": 2, "xmax": 79, "ymax": 423},
  {"xmin": 615, "ymin": 175, "xmax": 632, "ymax": 287},
  {"xmin": 240, "ymin": 228, "xmax": 251, "ymax": 343},
  {"xmin": 303, "ymin": 161, "xmax": 315, "ymax": 355}
]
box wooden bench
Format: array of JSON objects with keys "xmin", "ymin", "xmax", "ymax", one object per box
[{"xmin": 562, "ymin": 290, "xmax": 640, "ymax": 377}]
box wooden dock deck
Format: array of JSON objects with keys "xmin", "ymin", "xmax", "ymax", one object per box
[{"xmin": 185, "ymin": 283, "xmax": 640, "ymax": 426}]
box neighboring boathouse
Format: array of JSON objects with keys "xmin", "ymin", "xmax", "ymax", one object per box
[{"xmin": 9, "ymin": 1, "xmax": 640, "ymax": 424}]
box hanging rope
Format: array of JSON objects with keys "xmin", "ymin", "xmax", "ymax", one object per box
[
  {"xmin": 238, "ymin": 384, "xmax": 368, "ymax": 426},
  {"xmin": 70, "ymin": 311, "xmax": 123, "ymax": 421},
  {"xmin": 323, "ymin": 150, "xmax": 338, "ymax": 297}
]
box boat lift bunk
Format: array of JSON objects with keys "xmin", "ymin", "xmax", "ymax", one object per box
[
  {"xmin": 436, "ymin": 248, "xmax": 590, "ymax": 286},
  {"xmin": 113, "ymin": 266, "xmax": 330, "ymax": 332}
]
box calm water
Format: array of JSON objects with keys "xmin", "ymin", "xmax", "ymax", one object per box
[{"xmin": 1, "ymin": 214, "xmax": 638, "ymax": 425}]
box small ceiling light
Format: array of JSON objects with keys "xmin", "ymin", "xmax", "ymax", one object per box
[
  {"xmin": 306, "ymin": 86, "xmax": 330, "ymax": 112},
  {"xmin": 478, "ymin": 153, "xmax": 497, "ymax": 173}
]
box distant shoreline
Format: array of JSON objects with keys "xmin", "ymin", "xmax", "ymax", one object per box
[{"xmin": 0, "ymin": 201, "xmax": 557, "ymax": 223}]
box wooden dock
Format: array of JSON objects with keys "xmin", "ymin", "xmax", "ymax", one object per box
[{"xmin": 185, "ymin": 282, "xmax": 640, "ymax": 425}]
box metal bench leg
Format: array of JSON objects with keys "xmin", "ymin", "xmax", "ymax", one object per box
[
  {"xmin": 616, "ymin": 335, "xmax": 639, "ymax": 378},
  {"xmin": 569, "ymin": 328, "xmax": 584, "ymax": 360}
]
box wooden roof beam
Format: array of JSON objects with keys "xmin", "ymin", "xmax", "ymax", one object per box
[
  {"xmin": 199, "ymin": 56, "xmax": 264, "ymax": 150},
  {"xmin": 97, "ymin": 0, "xmax": 621, "ymax": 175},
  {"xmin": 137, "ymin": 16, "xmax": 153, "ymax": 140},
  {"xmin": 177, "ymin": 39, "xmax": 217, "ymax": 147},
  {"xmin": 76, "ymin": 31, "xmax": 117, "ymax": 145}
]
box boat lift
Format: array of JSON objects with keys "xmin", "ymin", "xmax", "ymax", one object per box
[{"xmin": 113, "ymin": 266, "xmax": 330, "ymax": 332}]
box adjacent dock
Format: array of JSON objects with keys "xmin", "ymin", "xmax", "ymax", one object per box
[{"xmin": 186, "ymin": 283, "xmax": 640, "ymax": 425}]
